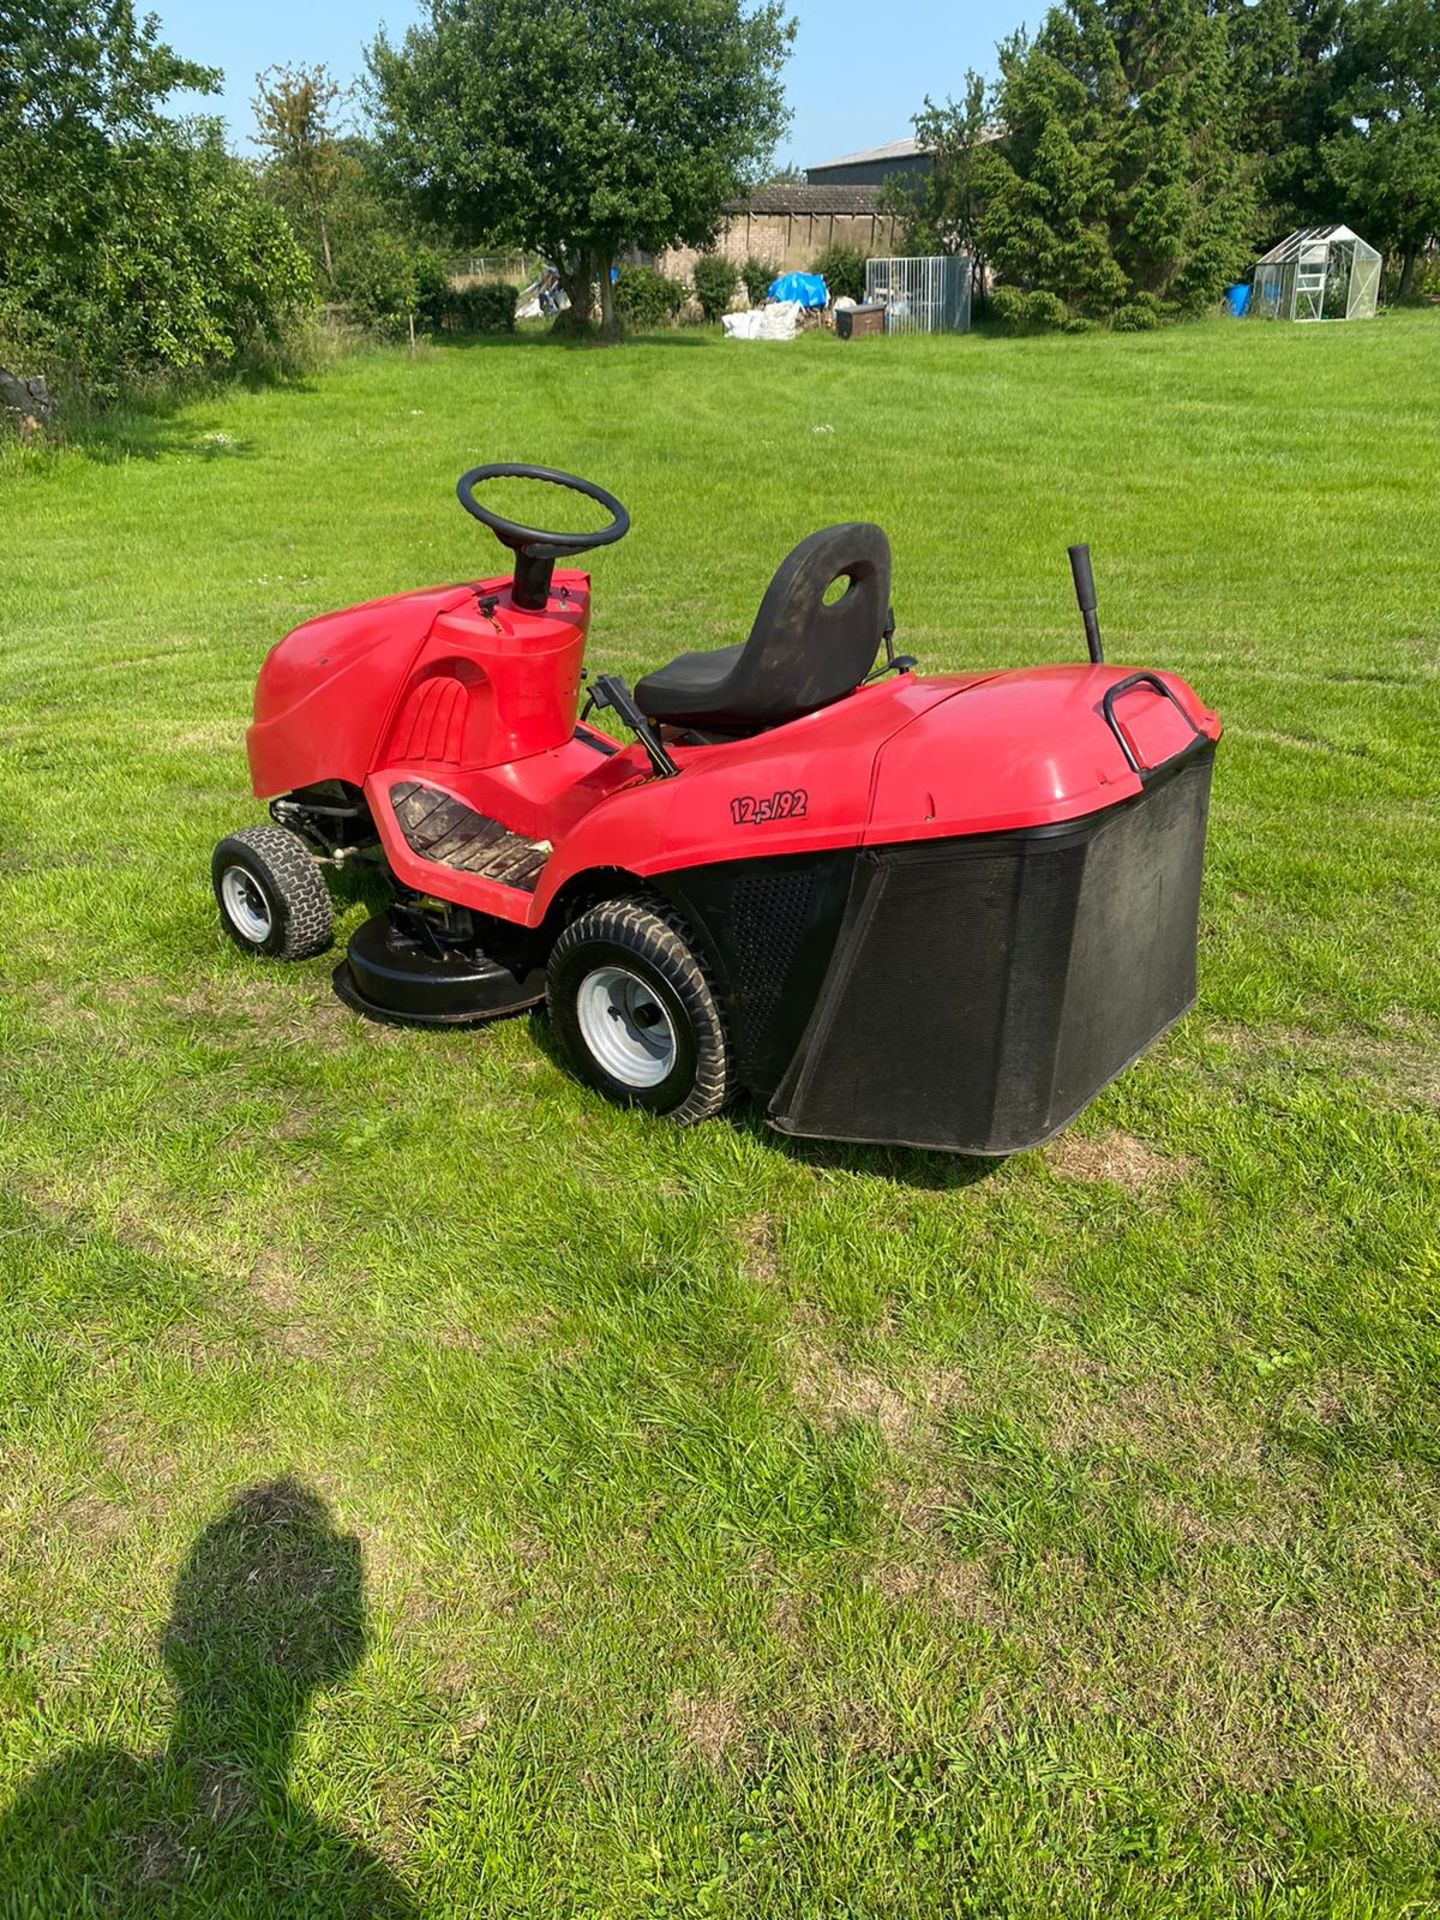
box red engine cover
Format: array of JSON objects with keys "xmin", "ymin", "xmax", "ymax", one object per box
[{"xmin": 247, "ymin": 573, "xmax": 591, "ymax": 798}]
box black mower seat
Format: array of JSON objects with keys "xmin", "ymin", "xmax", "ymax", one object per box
[{"xmin": 635, "ymin": 522, "xmax": 891, "ymax": 736}]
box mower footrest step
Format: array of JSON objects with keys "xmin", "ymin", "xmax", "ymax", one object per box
[{"xmin": 390, "ymin": 781, "xmax": 550, "ymax": 893}]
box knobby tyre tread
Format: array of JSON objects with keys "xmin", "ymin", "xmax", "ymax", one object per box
[
  {"xmin": 212, "ymin": 824, "xmax": 333, "ymax": 961},
  {"xmin": 546, "ymin": 895, "xmax": 735, "ymax": 1123}
]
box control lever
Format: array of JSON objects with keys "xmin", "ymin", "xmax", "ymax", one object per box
[
  {"xmin": 588, "ymin": 674, "xmax": 679, "ymax": 779},
  {"xmin": 1068, "ymin": 543, "xmax": 1105, "ymax": 663},
  {"xmin": 864, "ymin": 605, "xmax": 916, "ymax": 682}
]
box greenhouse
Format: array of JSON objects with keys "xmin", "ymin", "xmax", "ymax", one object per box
[{"xmin": 1251, "ymin": 225, "xmax": 1382, "ymax": 323}]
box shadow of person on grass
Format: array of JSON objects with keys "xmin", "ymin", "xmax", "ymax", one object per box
[{"xmin": 0, "ymin": 1479, "xmax": 416, "ymax": 1918}]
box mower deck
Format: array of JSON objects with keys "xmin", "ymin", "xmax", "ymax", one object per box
[{"xmin": 333, "ymin": 908, "xmax": 545, "ymax": 1028}]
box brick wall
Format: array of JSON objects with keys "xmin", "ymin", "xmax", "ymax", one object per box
[{"xmin": 657, "ymin": 208, "xmax": 900, "ymax": 285}]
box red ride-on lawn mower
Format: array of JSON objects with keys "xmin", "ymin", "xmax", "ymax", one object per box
[{"xmin": 213, "ymin": 464, "xmax": 1221, "ymax": 1154}]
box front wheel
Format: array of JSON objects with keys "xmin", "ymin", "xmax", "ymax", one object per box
[
  {"xmin": 212, "ymin": 825, "xmax": 333, "ymax": 960},
  {"xmin": 546, "ymin": 898, "xmax": 734, "ymax": 1123}
]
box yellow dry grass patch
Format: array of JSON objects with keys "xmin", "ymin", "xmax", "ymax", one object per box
[{"xmin": 1046, "ymin": 1128, "xmax": 1193, "ymax": 1192}]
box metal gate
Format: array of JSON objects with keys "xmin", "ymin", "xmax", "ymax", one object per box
[{"xmin": 864, "ymin": 255, "xmax": 972, "ymax": 334}]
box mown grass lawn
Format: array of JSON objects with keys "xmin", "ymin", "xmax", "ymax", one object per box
[{"xmin": 1, "ymin": 312, "xmax": 1437, "ymax": 1917}]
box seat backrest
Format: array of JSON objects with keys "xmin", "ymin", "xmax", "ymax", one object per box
[{"xmin": 724, "ymin": 522, "xmax": 892, "ymax": 728}]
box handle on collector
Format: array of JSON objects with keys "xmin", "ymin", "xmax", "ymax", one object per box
[{"xmin": 1101, "ymin": 671, "xmax": 1208, "ymax": 779}]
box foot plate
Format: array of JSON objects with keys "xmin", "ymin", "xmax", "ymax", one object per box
[{"xmin": 389, "ymin": 782, "xmax": 550, "ymax": 892}]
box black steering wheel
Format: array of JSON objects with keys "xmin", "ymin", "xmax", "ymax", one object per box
[{"xmin": 456, "ymin": 462, "xmax": 630, "ymax": 610}]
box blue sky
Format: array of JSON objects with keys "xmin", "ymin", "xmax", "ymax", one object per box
[{"xmin": 153, "ymin": 0, "xmax": 1037, "ymax": 169}]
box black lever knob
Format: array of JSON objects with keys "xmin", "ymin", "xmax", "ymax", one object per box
[{"xmin": 1067, "ymin": 543, "xmax": 1104, "ymax": 663}]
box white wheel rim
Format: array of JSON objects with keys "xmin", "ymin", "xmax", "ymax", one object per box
[
  {"xmin": 221, "ymin": 865, "xmax": 273, "ymax": 944},
  {"xmin": 576, "ymin": 965, "xmax": 678, "ymax": 1088}
]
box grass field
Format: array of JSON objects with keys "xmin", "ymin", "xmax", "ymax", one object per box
[{"xmin": 1, "ymin": 312, "xmax": 1437, "ymax": 1917}]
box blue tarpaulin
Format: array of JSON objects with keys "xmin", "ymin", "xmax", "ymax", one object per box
[
  {"xmin": 1226, "ymin": 282, "xmax": 1251, "ymax": 317},
  {"xmin": 767, "ymin": 272, "xmax": 828, "ymax": 309}
]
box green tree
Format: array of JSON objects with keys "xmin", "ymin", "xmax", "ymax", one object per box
[
  {"xmin": 1110, "ymin": 2, "xmax": 1257, "ymax": 308},
  {"xmin": 981, "ymin": 0, "xmax": 1255, "ymax": 322},
  {"xmin": 0, "ymin": 0, "xmax": 217, "ymax": 146},
  {"xmin": 367, "ymin": 0, "xmax": 794, "ymax": 339},
  {"xmin": 252, "ymin": 63, "xmax": 350, "ymax": 282},
  {"xmin": 1216, "ymin": 0, "xmax": 1346, "ymax": 235},
  {"xmin": 881, "ymin": 75, "xmax": 1005, "ymax": 307},
  {"xmin": 981, "ymin": 19, "xmax": 1129, "ymax": 318},
  {"xmin": 1325, "ymin": 0, "xmax": 1440, "ymax": 295},
  {"xmin": 0, "ymin": 2, "xmax": 311, "ymax": 390},
  {"xmin": 252, "ymin": 66, "xmax": 457, "ymax": 332}
]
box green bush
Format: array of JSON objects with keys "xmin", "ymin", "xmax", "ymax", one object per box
[
  {"xmin": 740, "ymin": 255, "xmax": 774, "ymax": 306},
  {"xmin": 614, "ymin": 264, "xmax": 687, "ymax": 329},
  {"xmin": 989, "ymin": 283, "xmax": 1169, "ymax": 334},
  {"xmin": 989, "ymin": 285, "xmax": 1027, "ymax": 329},
  {"xmin": 339, "ymin": 249, "xmax": 515, "ymax": 337},
  {"xmin": 810, "ymin": 244, "xmax": 867, "ymax": 304},
  {"xmin": 990, "ymin": 286, "xmax": 1071, "ymax": 333},
  {"xmin": 412, "ymin": 248, "xmax": 454, "ymax": 328},
  {"xmin": 0, "ymin": 8, "xmax": 314, "ymax": 400},
  {"xmin": 0, "ymin": 130, "xmax": 314, "ymax": 395},
  {"xmin": 455, "ymin": 281, "xmax": 519, "ymax": 332},
  {"xmin": 1387, "ymin": 253, "xmax": 1440, "ymax": 305},
  {"xmin": 1029, "ymin": 291, "xmax": 1070, "ymax": 331},
  {"xmin": 692, "ymin": 254, "xmax": 739, "ymax": 323},
  {"xmin": 333, "ymin": 227, "xmax": 420, "ymax": 335},
  {"xmin": 1111, "ymin": 293, "xmax": 1164, "ymax": 332}
]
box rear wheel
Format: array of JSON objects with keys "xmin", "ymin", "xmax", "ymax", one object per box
[
  {"xmin": 212, "ymin": 825, "xmax": 333, "ymax": 960},
  {"xmin": 546, "ymin": 898, "xmax": 734, "ymax": 1122}
]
